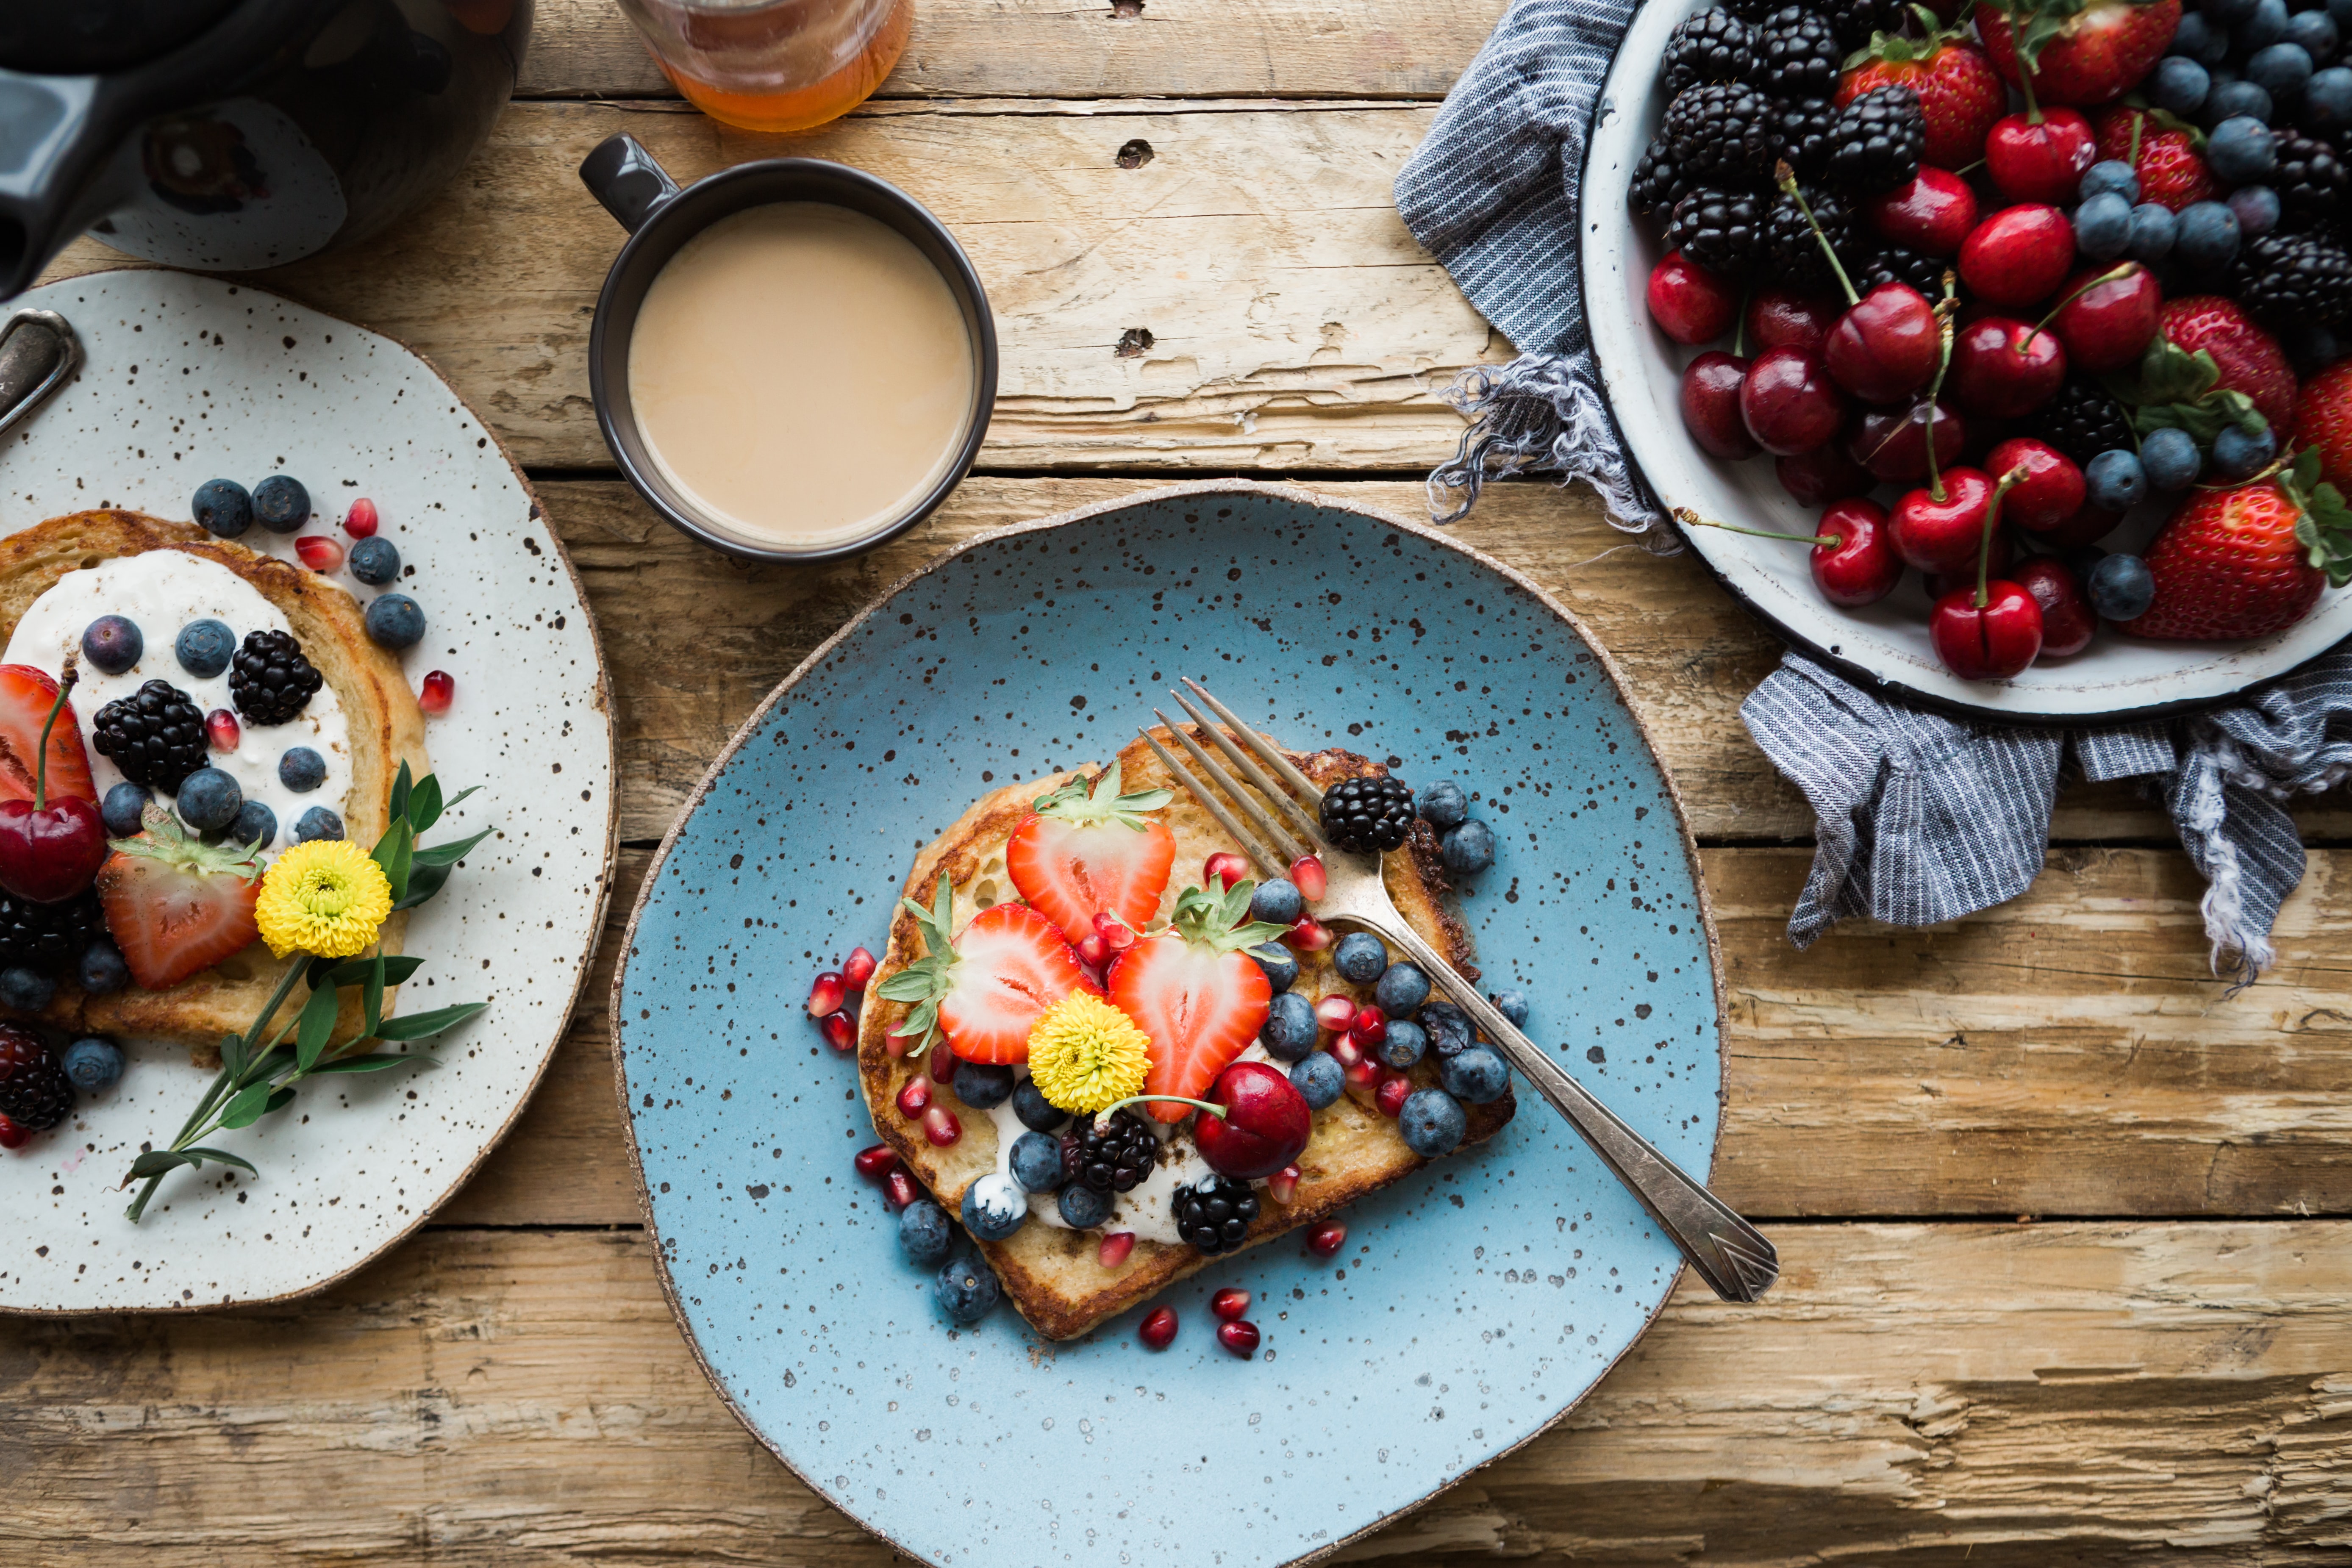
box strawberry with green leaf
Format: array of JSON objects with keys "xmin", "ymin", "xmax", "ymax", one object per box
[
  {"xmin": 2105, "ymin": 334, "xmax": 2270, "ymax": 450},
  {"xmin": 2123, "ymin": 450, "xmax": 2352, "ymax": 640},
  {"xmin": 2158, "ymin": 296, "xmax": 2298, "ymax": 438},
  {"xmin": 1108, "ymin": 881, "xmax": 1289, "ymax": 1124},
  {"xmin": 2094, "ymin": 105, "xmax": 2213, "ymax": 212},
  {"xmin": 877, "ymin": 873, "xmax": 1098, "ymax": 1064},
  {"xmin": 1976, "ymin": 0, "xmax": 2179, "ymax": 107},
  {"xmin": 1004, "ymin": 762, "xmax": 1175, "ymax": 944}
]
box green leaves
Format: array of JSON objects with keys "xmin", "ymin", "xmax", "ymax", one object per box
[
  {"xmin": 126, "ymin": 1145, "xmax": 257, "ymax": 1181},
  {"xmin": 374, "ymin": 765, "xmax": 489, "ymax": 913},
  {"xmin": 2108, "ymin": 337, "xmax": 2270, "ymax": 447},
  {"xmin": 311, "ymin": 1052, "xmax": 436, "ymax": 1075},
  {"xmin": 876, "ymin": 874, "xmax": 959, "ymax": 1053},
  {"xmin": 2281, "ymin": 449, "xmax": 2352, "ymax": 587},
  {"xmin": 297, "ymin": 980, "xmax": 341, "ymax": 1072},
  {"xmin": 372, "ymin": 1000, "xmax": 488, "ymax": 1042},
  {"xmin": 1030, "ymin": 760, "xmax": 1173, "ymax": 830},
  {"xmin": 1169, "ymin": 879, "xmax": 1290, "ymax": 953}
]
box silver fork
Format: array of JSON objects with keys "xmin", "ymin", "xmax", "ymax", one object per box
[{"xmin": 1139, "ymin": 679, "xmax": 1778, "ymax": 1304}]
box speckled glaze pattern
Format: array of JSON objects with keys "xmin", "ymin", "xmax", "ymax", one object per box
[
  {"xmin": 0, "ymin": 270, "xmax": 615, "ymax": 1313},
  {"xmin": 612, "ymin": 482, "xmax": 1723, "ymax": 1568}
]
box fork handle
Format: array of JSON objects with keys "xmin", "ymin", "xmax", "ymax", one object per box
[{"xmin": 1367, "ymin": 919, "xmax": 1779, "ymax": 1303}]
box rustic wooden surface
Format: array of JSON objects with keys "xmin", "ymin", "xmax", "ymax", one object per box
[{"xmin": 11, "ymin": 4, "xmax": 2351, "ymax": 1563}]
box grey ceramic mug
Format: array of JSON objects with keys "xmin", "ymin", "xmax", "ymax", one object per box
[{"xmin": 577, "ymin": 133, "xmax": 998, "ymax": 565}]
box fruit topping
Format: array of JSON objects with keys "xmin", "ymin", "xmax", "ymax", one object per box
[
  {"xmin": 1010, "ymin": 1129, "xmax": 1064, "ymax": 1191},
  {"xmin": 0, "ymin": 667, "xmax": 106, "ymax": 903},
  {"xmin": 1059, "ymin": 1184, "xmax": 1114, "ymax": 1227},
  {"xmin": 294, "ymin": 806, "xmax": 344, "ymax": 843},
  {"xmin": 1177, "ymin": 1060, "xmax": 1313, "ymax": 1179},
  {"xmin": 364, "ymin": 594, "xmax": 426, "ymax": 650},
  {"xmin": 884, "ymin": 1168, "xmax": 920, "ymax": 1209},
  {"xmin": 92, "ymin": 679, "xmax": 204, "ymax": 792},
  {"xmin": 877, "ymin": 873, "xmax": 1097, "ymax": 1064},
  {"xmin": 93, "ymin": 803, "xmax": 263, "ymax": 989},
  {"xmin": 1375, "ymin": 1072, "xmax": 1415, "ymax": 1117},
  {"xmin": 961, "ymin": 1171, "xmax": 1027, "ymax": 1241},
  {"xmin": 1172, "ymin": 1173, "xmax": 1259, "ymax": 1255},
  {"xmin": 252, "ymin": 474, "xmax": 311, "ymax": 533},
  {"xmin": 0, "ymin": 665, "xmax": 97, "ymax": 807},
  {"xmin": 350, "ymin": 536, "xmax": 402, "ymax": 586},
  {"xmin": 1290, "ymin": 1051, "xmax": 1343, "ymax": 1109},
  {"xmin": 80, "ymin": 616, "xmax": 141, "ymax": 677},
  {"xmin": 203, "ymin": 708, "xmax": 239, "ymax": 754},
  {"xmin": 99, "ymin": 783, "xmax": 148, "ymax": 839},
  {"xmin": 0, "ymin": 1025, "xmax": 71, "ymax": 1132},
  {"xmin": 192, "ymin": 479, "xmax": 253, "ymax": 538},
  {"xmin": 1004, "ymin": 761, "xmax": 1176, "ymax": 943},
  {"xmin": 1202, "ymin": 850, "xmax": 1252, "ymax": 891},
  {"xmin": 174, "ymin": 767, "xmax": 243, "ymax": 834},
  {"xmin": 1266, "ymin": 1163, "xmax": 1302, "ymax": 1203},
  {"xmin": 1108, "ymin": 881, "xmax": 1284, "ymax": 1121},
  {"xmin": 343, "ymin": 498, "xmax": 380, "ymax": 538},
  {"xmin": 174, "ymin": 620, "xmax": 234, "ymax": 680},
  {"xmin": 954, "ymin": 1059, "xmax": 1015, "ymax": 1110},
  {"xmin": 1400, "ymin": 1087, "xmax": 1470, "ymax": 1156},
  {"xmin": 1064, "ymin": 1105, "xmax": 1160, "ymax": 1193},
  {"xmin": 1439, "ymin": 1043, "xmax": 1512, "ymax": 1104},
  {"xmin": 0, "ymin": 888, "xmax": 103, "ymax": 974},
  {"xmin": 922, "ymin": 1104, "xmax": 962, "ymax": 1146},
  {"xmin": 897, "ymin": 1076, "xmax": 931, "ymax": 1116},
  {"xmin": 1139, "ymin": 1303, "xmax": 1177, "ymax": 1347},
  {"xmin": 228, "ymin": 629, "xmax": 323, "ymax": 726},
  {"xmin": 1317, "ymin": 775, "xmax": 1416, "ymax": 855}
]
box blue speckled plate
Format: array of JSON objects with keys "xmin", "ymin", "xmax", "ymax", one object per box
[{"xmin": 610, "ymin": 481, "xmax": 1724, "ymax": 1567}]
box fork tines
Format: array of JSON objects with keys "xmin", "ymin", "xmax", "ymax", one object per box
[{"xmin": 1138, "ymin": 680, "xmax": 1331, "ymax": 883}]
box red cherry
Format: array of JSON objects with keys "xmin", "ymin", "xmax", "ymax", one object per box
[
  {"xmin": 2034, "ymin": 502, "xmax": 2122, "ymax": 550},
  {"xmin": 1776, "ymin": 444, "xmax": 1875, "ymax": 505},
  {"xmin": 854, "ymin": 1143, "xmax": 901, "ymax": 1180},
  {"xmin": 1824, "ymin": 283, "xmax": 1941, "ymax": 405},
  {"xmin": 1957, "ymin": 206, "xmax": 2077, "ymax": 311},
  {"xmin": 1746, "ymin": 289, "xmax": 1841, "ymax": 355},
  {"xmin": 1288, "ymin": 855, "xmax": 1326, "ymax": 899},
  {"xmin": 1212, "ymin": 1287, "xmax": 1252, "ymax": 1321},
  {"xmin": 1217, "ymin": 1319, "xmax": 1261, "ymax": 1358},
  {"xmin": 842, "ymin": 945, "xmax": 877, "ymax": 994},
  {"xmin": 1100, "ymin": 1231, "xmax": 1137, "ymax": 1268},
  {"xmin": 884, "ymin": 1169, "xmax": 920, "ymax": 1209},
  {"xmin": 1932, "ymin": 580, "xmax": 2045, "ymax": 679},
  {"xmin": 1202, "ymin": 851, "xmax": 1250, "ymax": 891},
  {"xmin": 1888, "ymin": 466, "xmax": 1997, "ymax": 574},
  {"xmin": 1926, "ymin": 528, "xmax": 2016, "ymax": 598},
  {"xmin": 343, "ymin": 497, "xmax": 379, "ymax": 537},
  {"xmin": 2048, "ymin": 262, "xmax": 2161, "ymax": 375},
  {"xmin": 2013, "ymin": 556, "xmax": 2097, "ymax": 656},
  {"xmin": 295, "ymin": 535, "xmax": 344, "ymax": 573},
  {"xmin": 1305, "ymin": 1219, "xmax": 1347, "ymax": 1257},
  {"xmin": 1869, "ymin": 169, "xmax": 1980, "ymax": 256},
  {"xmin": 0, "ymin": 672, "xmax": 105, "ymax": 904},
  {"xmin": 1680, "ymin": 351, "xmax": 1760, "ymax": 460},
  {"xmin": 419, "ymin": 671, "xmax": 455, "ymax": 715},
  {"xmin": 1985, "ymin": 109, "xmax": 2095, "ymax": 205},
  {"xmin": 1811, "ymin": 498, "xmax": 1905, "ymax": 608},
  {"xmin": 1950, "ymin": 316, "xmax": 2067, "ymax": 418},
  {"xmin": 1739, "ymin": 345, "xmax": 1846, "ymax": 455},
  {"xmin": 1846, "ymin": 399, "xmax": 1965, "ymax": 482},
  {"xmin": 1647, "ymin": 251, "xmax": 1739, "ymax": 344},
  {"xmin": 1140, "ymin": 1305, "xmax": 1178, "ymax": 1349},
  {"xmin": 1192, "ymin": 1060, "xmax": 1313, "ymax": 1180},
  {"xmin": 1984, "ymin": 438, "xmax": 2086, "ymax": 532}
]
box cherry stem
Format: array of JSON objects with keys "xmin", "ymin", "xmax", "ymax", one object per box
[
  {"xmin": 1733, "ymin": 280, "xmax": 1752, "ymax": 359},
  {"xmin": 1097, "ymin": 1092, "xmax": 1228, "ymax": 1122},
  {"xmin": 1923, "ymin": 272, "xmax": 1960, "ymax": 501},
  {"xmin": 31, "ymin": 660, "xmax": 75, "ymax": 814},
  {"xmin": 1676, "ymin": 508, "xmax": 1840, "ymax": 549},
  {"xmin": 1778, "ymin": 161, "xmax": 1860, "ymax": 307},
  {"xmin": 2028, "ymin": 264, "xmax": 2136, "ymax": 346},
  {"xmin": 2128, "ymin": 110, "xmax": 2146, "ymax": 173},
  {"xmin": 1976, "ymin": 463, "xmax": 2030, "ymax": 609}
]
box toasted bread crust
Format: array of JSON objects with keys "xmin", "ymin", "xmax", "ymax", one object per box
[
  {"xmin": 858, "ymin": 727, "xmax": 1512, "ymax": 1341},
  {"xmin": 0, "ymin": 511, "xmax": 429, "ymax": 1052}
]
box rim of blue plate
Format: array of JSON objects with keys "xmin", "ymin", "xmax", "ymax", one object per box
[{"xmin": 605, "ymin": 477, "xmax": 1730, "ymax": 1565}]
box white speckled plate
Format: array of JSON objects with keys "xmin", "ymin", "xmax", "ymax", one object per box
[{"xmin": 0, "ymin": 269, "xmax": 615, "ymax": 1313}]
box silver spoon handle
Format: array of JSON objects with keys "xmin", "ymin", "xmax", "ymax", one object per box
[{"xmin": 1369, "ymin": 917, "xmax": 1779, "ymax": 1302}]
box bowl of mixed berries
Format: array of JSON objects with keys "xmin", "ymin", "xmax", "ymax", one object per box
[{"xmin": 1586, "ymin": 0, "xmax": 2352, "ymax": 717}]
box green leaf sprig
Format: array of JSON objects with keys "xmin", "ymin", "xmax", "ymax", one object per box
[{"xmin": 2106, "ymin": 336, "xmax": 2271, "ymax": 449}]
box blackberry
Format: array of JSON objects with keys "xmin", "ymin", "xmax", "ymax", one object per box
[
  {"xmin": 1662, "ymin": 9, "xmax": 1756, "ymax": 98},
  {"xmin": 1062, "ymin": 1108, "xmax": 1158, "ymax": 1194},
  {"xmin": 2042, "ymin": 380, "xmax": 2137, "ymax": 465},
  {"xmin": 1826, "ymin": 85, "xmax": 1924, "ymax": 195},
  {"xmin": 1630, "ymin": 134, "xmax": 1692, "ymax": 217},
  {"xmin": 0, "ymin": 889, "xmax": 103, "ymax": 976},
  {"xmin": 1661, "ymin": 81, "xmax": 1778, "ymax": 186},
  {"xmin": 1722, "ymin": 0, "xmax": 1780, "ymax": 21},
  {"xmin": 2274, "ymin": 130, "xmax": 2350, "ymax": 230},
  {"xmin": 1759, "ymin": 179, "xmax": 1853, "ymax": 289},
  {"xmin": 228, "ymin": 628, "xmax": 323, "ymax": 725},
  {"xmin": 1318, "ymin": 774, "xmax": 1416, "ymax": 854},
  {"xmin": 1855, "ymin": 241, "xmax": 1944, "ymax": 294},
  {"xmin": 1821, "ymin": 0, "xmax": 1924, "ymax": 50},
  {"xmin": 0, "ymin": 1025, "xmax": 71, "ymax": 1132},
  {"xmin": 92, "ymin": 680, "xmax": 206, "ymax": 792},
  {"xmin": 1754, "ymin": 6, "xmax": 1844, "ymax": 100},
  {"xmin": 1172, "ymin": 1173, "xmax": 1259, "ymax": 1256},
  {"xmin": 2234, "ymin": 230, "xmax": 2352, "ymax": 326},
  {"xmin": 1772, "ymin": 96, "xmax": 1840, "ymax": 179},
  {"xmin": 1664, "ymin": 186, "xmax": 1765, "ymax": 275}
]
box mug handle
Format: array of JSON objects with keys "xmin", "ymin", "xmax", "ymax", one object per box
[{"xmin": 579, "ymin": 134, "xmax": 681, "ymax": 233}]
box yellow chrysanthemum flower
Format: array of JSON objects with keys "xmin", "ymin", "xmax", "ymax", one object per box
[
  {"xmin": 255, "ymin": 839, "xmax": 393, "ymax": 959},
  {"xmin": 1025, "ymin": 991, "xmax": 1152, "ymax": 1113}
]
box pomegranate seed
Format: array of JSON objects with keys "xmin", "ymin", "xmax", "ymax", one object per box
[
  {"xmin": 0, "ymin": 1111, "xmax": 24, "ymax": 1150},
  {"xmin": 1375, "ymin": 1073, "xmax": 1413, "ymax": 1118},
  {"xmin": 896, "ymin": 1077, "xmax": 931, "ymax": 1117},
  {"xmin": 854, "ymin": 1143, "xmax": 900, "ymax": 1180},
  {"xmin": 1139, "ymin": 1304, "xmax": 1178, "ymax": 1349},
  {"xmin": 296, "ymin": 535, "xmax": 345, "ymax": 572},
  {"xmin": 820, "ymin": 1013, "xmax": 855, "ymax": 1052},
  {"xmin": 885, "ymin": 1028, "xmax": 917, "ymax": 1058},
  {"xmin": 1349, "ymin": 1005, "xmax": 1388, "ymax": 1048},
  {"xmin": 1285, "ymin": 914, "xmax": 1332, "ymax": 951},
  {"xmin": 1328, "ymin": 1035, "xmax": 1365, "ymax": 1071},
  {"xmin": 884, "ymin": 1169, "xmax": 919, "ymax": 1210},
  {"xmin": 343, "ymin": 497, "xmax": 379, "ymax": 537},
  {"xmin": 419, "ymin": 670, "xmax": 455, "ymax": 715},
  {"xmin": 1211, "ymin": 1287, "xmax": 1251, "ymax": 1321},
  {"xmin": 1203, "ymin": 851, "xmax": 1251, "ymax": 890},
  {"xmin": 922, "ymin": 1105, "xmax": 961, "ymax": 1147},
  {"xmin": 1266, "ymin": 1163, "xmax": 1301, "ymax": 1204},
  {"xmin": 1217, "ymin": 1320, "xmax": 1261, "ymax": 1358},
  {"xmin": 929, "ymin": 1041, "xmax": 958, "ymax": 1084},
  {"xmin": 807, "ymin": 972, "xmax": 845, "ymax": 1017},
  {"xmin": 1076, "ymin": 931, "xmax": 1110, "ymax": 969},
  {"xmin": 205, "ymin": 708, "xmax": 240, "ymax": 753},
  {"xmin": 1344, "ymin": 1056, "xmax": 1382, "ymax": 1105},
  {"xmin": 841, "ymin": 946, "xmax": 877, "ymax": 994},
  {"xmin": 1099, "ymin": 1231, "xmax": 1136, "ymax": 1269},
  {"xmin": 1094, "ymin": 910, "xmax": 1138, "ymax": 951},
  {"xmin": 1305, "ymin": 1219, "xmax": 1347, "ymax": 1257},
  {"xmin": 1290, "ymin": 855, "xmax": 1327, "ymax": 899},
  {"xmin": 1314, "ymin": 994, "xmax": 1358, "ymax": 1034}
]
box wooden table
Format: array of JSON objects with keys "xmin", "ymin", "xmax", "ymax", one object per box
[{"xmin": 12, "ymin": 3, "xmax": 2350, "ymax": 1560}]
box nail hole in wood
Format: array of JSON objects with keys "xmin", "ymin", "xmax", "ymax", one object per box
[
  {"xmin": 1111, "ymin": 0, "xmax": 1144, "ymax": 16},
  {"xmin": 1115, "ymin": 327, "xmax": 1154, "ymax": 357},
  {"xmin": 1116, "ymin": 138, "xmax": 1155, "ymax": 169}
]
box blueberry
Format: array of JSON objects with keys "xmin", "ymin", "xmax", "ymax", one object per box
[
  {"xmin": 953, "ymin": 1060, "xmax": 1014, "ymax": 1110},
  {"xmin": 2141, "ymin": 426, "xmax": 2204, "ymax": 490},
  {"xmin": 2088, "ymin": 552, "xmax": 2158, "ymax": 619},
  {"xmin": 1247, "ymin": 877, "xmax": 1302, "ymax": 926},
  {"xmin": 1438, "ymin": 1042, "xmax": 1511, "ymax": 1105},
  {"xmin": 1288, "ymin": 1051, "xmax": 1344, "ymax": 1110},
  {"xmin": 1247, "ymin": 940, "xmax": 1299, "ymax": 995},
  {"xmin": 2203, "ymin": 79, "xmax": 2275, "ymax": 125},
  {"xmin": 175, "ymin": 618, "xmax": 236, "ymax": 679},
  {"xmin": 960, "ymin": 1172, "xmax": 1027, "ymax": 1242},
  {"xmin": 295, "ymin": 806, "xmax": 345, "ymax": 842},
  {"xmin": 1490, "ymin": 987, "xmax": 1531, "ymax": 1028},
  {"xmin": 77, "ymin": 939, "xmax": 128, "ymax": 996},
  {"xmin": 1418, "ymin": 1000, "xmax": 1472, "ymax": 1057},
  {"xmin": 2127, "ymin": 202, "xmax": 2181, "ymax": 261},
  {"xmin": 1376, "ymin": 1018, "xmax": 1427, "ymax": 1070},
  {"xmin": 174, "ymin": 766, "xmax": 242, "ymax": 832},
  {"xmin": 252, "ymin": 474, "xmax": 310, "ymax": 533},
  {"xmin": 80, "ymin": 614, "xmax": 142, "ymax": 676},
  {"xmin": 2151, "ymin": 54, "xmax": 2214, "ymax": 113},
  {"xmin": 1440, "ymin": 819, "xmax": 1496, "ymax": 874},
  {"xmin": 1416, "ymin": 779, "xmax": 1469, "ymax": 830},
  {"xmin": 2212, "ymin": 421, "xmax": 2279, "ymax": 477},
  {"xmin": 2290, "ymin": 323, "xmax": 2345, "ymax": 374},
  {"xmin": 364, "ymin": 594, "xmax": 426, "ymax": 650},
  {"xmin": 2085, "ymin": 449, "xmax": 2149, "ymax": 512},
  {"xmin": 0, "ymin": 966, "xmax": 53, "ymax": 1011},
  {"xmin": 899, "ymin": 1198, "xmax": 953, "ymax": 1265},
  {"xmin": 2174, "ymin": 9, "xmax": 2233, "ymax": 61},
  {"xmin": 1010, "ymin": 1077, "xmax": 1069, "ymax": 1134},
  {"xmin": 1261, "ymin": 991, "xmax": 1318, "ymax": 1061},
  {"xmin": 2228, "ymin": 183, "xmax": 2283, "ymax": 234},
  {"xmin": 277, "ymin": 746, "xmax": 327, "ymax": 793},
  {"xmin": 1398, "ymin": 1088, "xmax": 1467, "ymax": 1157},
  {"xmin": 227, "ymin": 799, "xmax": 277, "ymax": 851},
  {"xmin": 2239, "ymin": 0, "xmax": 2291, "ymax": 51},
  {"xmin": 100, "ymin": 781, "xmax": 152, "ymax": 838},
  {"xmin": 1009, "ymin": 1130, "xmax": 1065, "ymax": 1193},
  {"xmin": 1373, "ymin": 961, "xmax": 1432, "ymax": 1016},
  {"xmin": 192, "ymin": 479, "xmax": 253, "ymax": 538},
  {"xmin": 2205, "ymin": 0, "xmax": 2258, "ymax": 26},
  {"xmin": 1056, "ymin": 1182, "xmax": 1113, "ymax": 1228},
  {"xmin": 2249, "ymin": 40, "xmax": 2314, "ymax": 96},
  {"xmin": 2182, "ymin": 198, "xmax": 2246, "ymax": 270},
  {"xmin": 61, "ymin": 1036, "xmax": 122, "ymax": 1093},
  {"xmin": 938, "ymin": 1253, "xmax": 1005, "ymax": 1327},
  {"xmin": 2073, "ymin": 191, "xmax": 2135, "ymax": 260},
  {"xmin": 2303, "ymin": 63, "xmax": 2352, "ymax": 128},
  {"xmin": 2288, "ymin": 8, "xmax": 2338, "ymax": 61},
  {"xmin": 1332, "ymin": 931, "xmax": 1387, "ymax": 983},
  {"xmin": 347, "ymin": 536, "xmax": 401, "ymax": 586},
  {"xmin": 2081, "ymin": 159, "xmax": 2144, "ymax": 202}
]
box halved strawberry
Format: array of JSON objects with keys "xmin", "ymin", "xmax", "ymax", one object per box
[
  {"xmin": 94, "ymin": 810, "xmax": 261, "ymax": 990},
  {"xmin": 876, "ymin": 875, "xmax": 1097, "ymax": 1063},
  {"xmin": 1004, "ymin": 762, "xmax": 1176, "ymax": 944},
  {"xmin": 0, "ymin": 666, "xmax": 94, "ymax": 804},
  {"xmin": 1108, "ymin": 881, "xmax": 1288, "ymax": 1124}
]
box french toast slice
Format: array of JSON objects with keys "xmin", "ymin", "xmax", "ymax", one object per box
[
  {"xmin": 0, "ymin": 510, "xmax": 428, "ymax": 1054},
  {"xmin": 858, "ymin": 726, "xmax": 1513, "ymax": 1342}
]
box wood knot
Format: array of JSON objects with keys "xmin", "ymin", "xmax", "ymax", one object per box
[
  {"xmin": 1116, "ymin": 138, "xmax": 1155, "ymax": 169},
  {"xmin": 1114, "ymin": 327, "xmax": 1154, "ymax": 358}
]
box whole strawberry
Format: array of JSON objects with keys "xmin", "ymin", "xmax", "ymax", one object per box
[
  {"xmin": 2094, "ymin": 105, "xmax": 2213, "ymax": 212},
  {"xmin": 1976, "ymin": 0, "xmax": 2180, "ymax": 108},
  {"xmin": 1839, "ymin": 27, "xmax": 2006, "ymax": 169},
  {"xmin": 2159, "ymin": 296, "xmax": 2298, "ymax": 438},
  {"xmin": 2296, "ymin": 358, "xmax": 2352, "ymax": 492},
  {"xmin": 2122, "ymin": 452, "xmax": 2352, "ymax": 639}
]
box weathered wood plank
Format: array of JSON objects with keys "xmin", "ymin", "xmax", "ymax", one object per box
[
  {"xmin": 4, "ymin": 1223, "xmax": 2344, "ymax": 1564},
  {"xmin": 521, "ymin": 0, "xmax": 1508, "ymax": 101},
  {"xmin": 39, "ymin": 101, "xmax": 1502, "ymax": 472}
]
